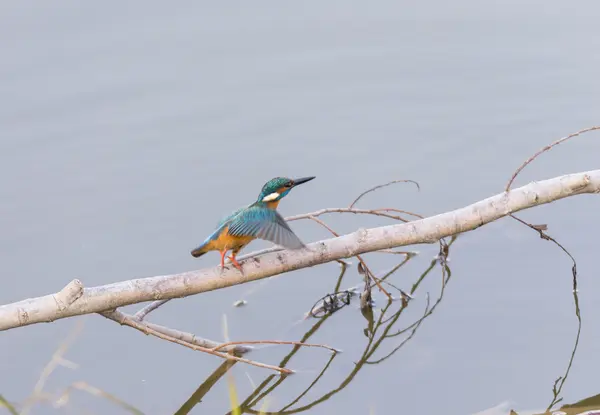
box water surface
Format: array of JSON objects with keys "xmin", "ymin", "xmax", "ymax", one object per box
[{"xmin": 1, "ymin": 1, "xmax": 600, "ymax": 414}]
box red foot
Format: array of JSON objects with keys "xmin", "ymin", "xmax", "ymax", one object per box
[{"xmin": 229, "ymin": 255, "xmax": 243, "ymax": 272}]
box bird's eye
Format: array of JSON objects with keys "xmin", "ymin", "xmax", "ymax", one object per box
[{"xmin": 285, "ymin": 182, "xmax": 293, "ymax": 188}]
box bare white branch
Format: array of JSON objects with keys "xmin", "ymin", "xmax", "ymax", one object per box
[
  {"xmin": 102, "ymin": 309, "xmax": 252, "ymax": 355},
  {"xmin": 101, "ymin": 310, "xmax": 291, "ymax": 373},
  {"xmin": 1, "ymin": 170, "xmax": 598, "ymax": 332},
  {"xmin": 53, "ymin": 279, "xmax": 84, "ymax": 311}
]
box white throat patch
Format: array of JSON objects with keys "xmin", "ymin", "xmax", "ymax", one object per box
[{"xmin": 262, "ymin": 192, "xmax": 280, "ymax": 202}]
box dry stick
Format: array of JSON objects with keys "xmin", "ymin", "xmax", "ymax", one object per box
[
  {"xmin": 211, "ymin": 341, "xmax": 339, "ymax": 354},
  {"xmin": 349, "ymin": 180, "xmax": 420, "ymax": 209},
  {"xmin": 509, "ymin": 214, "xmax": 578, "ymax": 290},
  {"xmin": 107, "ymin": 284, "xmax": 253, "ymax": 355},
  {"xmin": 373, "ymin": 208, "xmax": 424, "ymax": 219},
  {"xmin": 134, "ymin": 300, "xmax": 168, "ymax": 321},
  {"xmin": 134, "ymin": 207, "xmax": 421, "ymax": 320},
  {"xmin": 136, "ymin": 315, "xmax": 251, "ymax": 354},
  {"xmin": 103, "ymin": 310, "xmax": 292, "ymax": 374},
  {"xmin": 506, "ymin": 126, "xmax": 600, "ymax": 191},
  {"xmin": 1, "ymin": 170, "xmax": 599, "ymax": 332},
  {"xmin": 288, "ymin": 207, "xmax": 417, "ymax": 222},
  {"xmin": 102, "ymin": 310, "xmax": 251, "ymax": 354},
  {"xmin": 373, "ymin": 249, "xmax": 417, "ymax": 255},
  {"xmin": 106, "ymin": 309, "xmax": 336, "ymax": 371}
]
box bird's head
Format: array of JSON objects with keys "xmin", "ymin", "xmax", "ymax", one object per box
[{"xmin": 257, "ymin": 176, "xmax": 315, "ymax": 204}]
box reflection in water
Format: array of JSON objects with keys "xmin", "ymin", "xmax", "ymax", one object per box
[
  {"xmin": 544, "ymin": 289, "xmax": 581, "ymax": 412},
  {"xmin": 3, "ymin": 235, "xmax": 587, "ymax": 414},
  {"xmin": 175, "ymin": 237, "xmax": 456, "ymax": 414},
  {"xmin": 173, "ymin": 230, "xmax": 587, "ymax": 415},
  {"xmin": 174, "ymin": 360, "xmax": 237, "ymax": 415},
  {"xmin": 510, "ymin": 212, "xmax": 583, "ymax": 413},
  {"xmin": 480, "ymin": 263, "xmax": 584, "ymax": 415}
]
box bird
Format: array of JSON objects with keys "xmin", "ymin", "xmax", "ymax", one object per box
[{"xmin": 190, "ymin": 176, "xmax": 315, "ymax": 272}]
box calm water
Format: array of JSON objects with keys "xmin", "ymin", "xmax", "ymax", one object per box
[{"xmin": 1, "ymin": 2, "xmax": 600, "ymax": 414}]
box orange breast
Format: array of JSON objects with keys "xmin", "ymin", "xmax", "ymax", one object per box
[{"xmin": 207, "ymin": 226, "xmax": 255, "ymax": 252}]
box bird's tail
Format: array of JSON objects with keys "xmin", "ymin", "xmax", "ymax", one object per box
[{"xmin": 190, "ymin": 242, "xmax": 209, "ymax": 258}]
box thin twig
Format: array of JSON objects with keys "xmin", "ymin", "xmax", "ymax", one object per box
[
  {"xmin": 349, "ymin": 180, "xmax": 420, "ymax": 209},
  {"xmin": 134, "ymin": 300, "xmax": 170, "ymax": 321},
  {"xmin": 509, "ymin": 214, "xmax": 578, "ymax": 291},
  {"xmin": 120, "ymin": 310, "xmax": 252, "ymax": 354},
  {"xmin": 373, "ymin": 208, "xmax": 423, "ymax": 219},
  {"xmin": 372, "ymin": 249, "xmax": 418, "ymax": 255},
  {"xmin": 307, "ymin": 216, "xmax": 339, "ymax": 238},
  {"xmin": 506, "ymin": 126, "xmax": 600, "ymax": 191},
  {"xmin": 211, "ymin": 340, "xmax": 339, "ymax": 354},
  {"xmin": 288, "ymin": 207, "xmax": 420, "ymax": 222},
  {"xmin": 305, "ymin": 216, "xmax": 350, "ymax": 267}
]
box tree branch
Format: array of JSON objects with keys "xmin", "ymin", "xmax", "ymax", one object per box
[
  {"xmin": 102, "ymin": 310, "xmax": 291, "ymax": 374},
  {"xmin": 102, "ymin": 310, "xmax": 253, "ymax": 355},
  {"xmin": 1, "ymin": 170, "xmax": 598, "ymax": 331}
]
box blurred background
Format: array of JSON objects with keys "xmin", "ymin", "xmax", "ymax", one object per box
[{"xmin": 1, "ymin": 1, "xmax": 600, "ymax": 414}]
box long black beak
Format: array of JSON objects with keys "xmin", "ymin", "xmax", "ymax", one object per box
[{"xmin": 292, "ymin": 176, "xmax": 316, "ymax": 187}]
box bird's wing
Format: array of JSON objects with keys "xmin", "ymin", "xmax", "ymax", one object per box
[
  {"xmin": 195, "ymin": 206, "xmax": 248, "ymax": 247},
  {"xmin": 228, "ymin": 207, "xmax": 305, "ymax": 249},
  {"xmin": 216, "ymin": 205, "xmax": 248, "ymax": 228}
]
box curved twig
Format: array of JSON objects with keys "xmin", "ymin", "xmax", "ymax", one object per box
[
  {"xmin": 134, "ymin": 300, "xmax": 169, "ymax": 321},
  {"xmin": 349, "ymin": 180, "xmax": 420, "ymax": 208},
  {"xmin": 288, "ymin": 207, "xmax": 418, "ymax": 223},
  {"xmin": 506, "ymin": 126, "xmax": 600, "ymax": 191}
]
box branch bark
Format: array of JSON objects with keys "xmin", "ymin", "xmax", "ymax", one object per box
[{"xmin": 1, "ymin": 170, "xmax": 598, "ymax": 331}]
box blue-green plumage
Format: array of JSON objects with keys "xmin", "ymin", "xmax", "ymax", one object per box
[
  {"xmin": 191, "ymin": 176, "xmax": 315, "ymax": 271},
  {"xmin": 228, "ymin": 205, "xmax": 305, "ymax": 248}
]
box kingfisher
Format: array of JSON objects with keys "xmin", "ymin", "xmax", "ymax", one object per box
[{"xmin": 190, "ymin": 176, "xmax": 315, "ymax": 272}]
